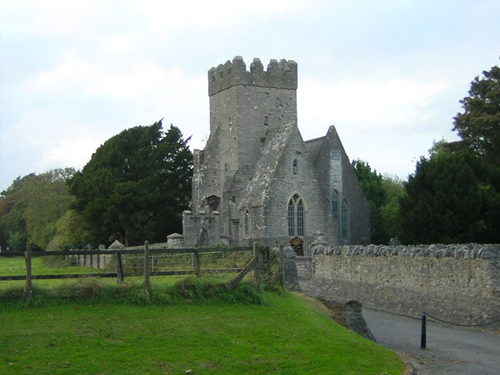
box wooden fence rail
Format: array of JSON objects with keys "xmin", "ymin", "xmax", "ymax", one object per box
[{"xmin": 0, "ymin": 242, "xmax": 270, "ymax": 299}]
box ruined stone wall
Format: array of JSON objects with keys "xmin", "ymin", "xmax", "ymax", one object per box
[
  {"xmin": 181, "ymin": 211, "xmax": 221, "ymax": 248},
  {"xmin": 300, "ymin": 244, "xmax": 500, "ymax": 329}
]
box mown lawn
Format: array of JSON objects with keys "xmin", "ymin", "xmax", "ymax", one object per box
[
  {"xmin": 0, "ymin": 293, "xmax": 404, "ymax": 375},
  {"xmin": 0, "ymin": 256, "xmax": 405, "ymax": 375}
]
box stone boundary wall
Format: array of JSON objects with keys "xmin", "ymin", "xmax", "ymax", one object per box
[{"xmin": 299, "ymin": 243, "xmax": 500, "ymax": 330}]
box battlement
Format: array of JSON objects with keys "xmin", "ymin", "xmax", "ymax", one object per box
[{"xmin": 208, "ymin": 56, "xmax": 297, "ymax": 96}]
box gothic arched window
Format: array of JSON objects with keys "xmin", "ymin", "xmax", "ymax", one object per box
[
  {"xmin": 288, "ymin": 194, "xmax": 305, "ymax": 236},
  {"xmin": 331, "ymin": 190, "xmax": 339, "ymax": 220},
  {"xmin": 341, "ymin": 199, "xmax": 350, "ymax": 240}
]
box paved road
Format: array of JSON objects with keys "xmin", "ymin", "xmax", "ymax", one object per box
[{"xmin": 363, "ymin": 309, "xmax": 500, "ymax": 375}]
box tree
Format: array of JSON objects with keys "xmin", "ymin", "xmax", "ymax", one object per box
[
  {"xmin": 380, "ymin": 174, "xmax": 405, "ymax": 241},
  {"xmin": 23, "ymin": 168, "xmax": 75, "ymax": 248},
  {"xmin": 452, "ymin": 64, "xmax": 500, "ymax": 164},
  {"xmin": 399, "ymin": 147, "xmax": 500, "ymax": 244},
  {"xmin": 48, "ymin": 209, "xmax": 92, "ymax": 251},
  {"xmin": 352, "ymin": 160, "xmax": 389, "ymax": 244},
  {"xmin": 0, "ymin": 169, "xmax": 75, "ymax": 250},
  {"xmin": 0, "ymin": 175, "xmax": 31, "ymax": 250},
  {"xmin": 68, "ymin": 120, "xmax": 193, "ymax": 246}
]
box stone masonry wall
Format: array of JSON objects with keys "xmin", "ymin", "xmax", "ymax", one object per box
[{"xmin": 299, "ymin": 243, "xmax": 500, "ymax": 330}]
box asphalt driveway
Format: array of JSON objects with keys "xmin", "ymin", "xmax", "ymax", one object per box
[{"xmin": 363, "ymin": 309, "xmax": 500, "ymax": 375}]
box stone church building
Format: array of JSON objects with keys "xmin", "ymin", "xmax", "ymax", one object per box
[{"xmin": 180, "ymin": 56, "xmax": 370, "ymax": 253}]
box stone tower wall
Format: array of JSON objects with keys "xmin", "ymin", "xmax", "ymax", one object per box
[
  {"xmin": 201, "ymin": 56, "xmax": 299, "ymax": 242},
  {"xmin": 208, "ymin": 56, "xmax": 298, "ymax": 173},
  {"xmin": 208, "ymin": 56, "xmax": 297, "ymax": 97}
]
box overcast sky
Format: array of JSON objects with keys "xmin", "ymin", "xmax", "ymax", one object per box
[{"xmin": 1, "ymin": 0, "xmax": 499, "ymax": 191}]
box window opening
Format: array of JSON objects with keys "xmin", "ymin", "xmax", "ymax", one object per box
[
  {"xmin": 331, "ymin": 191, "xmax": 339, "ymax": 220},
  {"xmin": 244, "ymin": 209, "xmax": 250, "ymax": 236},
  {"xmin": 331, "ymin": 149, "xmax": 340, "ymax": 160},
  {"xmin": 341, "ymin": 199, "xmax": 350, "ymax": 240},
  {"xmin": 288, "ymin": 194, "xmax": 305, "ymax": 237},
  {"xmin": 292, "ymin": 159, "xmax": 298, "ymax": 175}
]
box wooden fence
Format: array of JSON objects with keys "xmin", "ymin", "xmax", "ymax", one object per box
[{"xmin": 0, "ymin": 242, "xmax": 278, "ymax": 299}]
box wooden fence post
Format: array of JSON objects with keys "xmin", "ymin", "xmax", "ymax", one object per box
[
  {"xmin": 144, "ymin": 241, "xmax": 151, "ymax": 299},
  {"xmin": 193, "ymin": 250, "xmax": 201, "ymax": 277},
  {"xmin": 25, "ymin": 242, "xmax": 33, "ymax": 300},
  {"xmin": 253, "ymin": 242, "xmax": 262, "ymax": 292},
  {"xmin": 114, "ymin": 252, "xmax": 124, "ymax": 284}
]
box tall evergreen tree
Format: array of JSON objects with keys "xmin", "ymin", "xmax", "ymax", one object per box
[
  {"xmin": 352, "ymin": 160, "xmax": 389, "ymax": 244},
  {"xmin": 452, "ymin": 63, "xmax": 500, "ymax": 164},
  {"xmin": 380, "ymin": 174, "xmax": 405, "ymax": 241},
  {"xmin": 68, "ymin": 120, "xmax": 192, "ymax": 246},
  {"xmin": 399, "ymin": 148, "xmax": 500, "ymax": 244}
]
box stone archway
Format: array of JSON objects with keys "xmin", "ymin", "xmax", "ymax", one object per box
[{"xmin": 196, "ymin": 228, "xmax": 209, "ymax": 247}]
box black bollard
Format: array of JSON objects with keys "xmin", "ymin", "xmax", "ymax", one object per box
[{"xmin": 420, "ymin": 313, "xmax": 427, "ymax": 349}]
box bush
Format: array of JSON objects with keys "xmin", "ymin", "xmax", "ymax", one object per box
[{"xmin": 0, "ymin": 277, "xmax": 267, "ymax": 307}]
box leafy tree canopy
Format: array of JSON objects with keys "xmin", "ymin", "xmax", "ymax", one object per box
[
  {"xmin": 399, "ymin": 148, "xmax": 500, "ymax": 244},
  {"xmin": 68, "ymin": 120, "xmax": 193, "ymax": 246},
  {"xmin": 452, "ymin": 64, "xmax": 500, "ymax": 164},
  {"xmin": 0, "ymin": 168, "xmax": 75, "ymax": 250},
  {"xmin": 380, "ymin": 174, "xmax": 405, "ymax": 242}
]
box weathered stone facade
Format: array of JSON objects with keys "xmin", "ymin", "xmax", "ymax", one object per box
[
  {"xmin": 299, "ymin": 243, "xmax": 500, "ymax": 330},
  {"xmin": 184, "ymin": 56, "xmax": 370, "ymax": 251}
]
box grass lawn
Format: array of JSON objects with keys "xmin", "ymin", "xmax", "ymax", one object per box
[
  {"xmin": 0, "ymin": 256, "xmax": 405, "ymax": 375},
  {"xmin": 0, "ymin": 293, "xmax": 404, "ymax": 375}
]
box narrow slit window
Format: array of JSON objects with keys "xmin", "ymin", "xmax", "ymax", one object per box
[
  {"xmin": 341, "ymin": 199, "xmax": 350, "ymax": 240},
  {"xmin": 244, "ymin": 209, "xmax": 250, "ymax": 236}
]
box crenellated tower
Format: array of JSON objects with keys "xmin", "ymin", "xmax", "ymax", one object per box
[
  {"xmin": 192, "ymin": 56, "xmax": 298, "ymax": 242},
  {"xmin": 208, "ymin": 56, "xmax": 297, "ymax": 171}
]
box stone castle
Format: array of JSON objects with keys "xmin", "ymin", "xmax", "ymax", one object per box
[{"xmin": 179, "ymin": 56, "xmax": 370, "ymax": 253}]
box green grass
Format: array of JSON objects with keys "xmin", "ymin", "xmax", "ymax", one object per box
[
  {"xmin": 0, "ymin": 293, "xmax": 404, "ymax": 375},
  {"xmin": 0, "ymin": 256, "xmax": 405, "ymax": 374},
  {"xmin": 0, "ymin": 256, "xmax": 112, "ymax": 289},
  {"xmin": 0, "ymin": 256, "xmax": 103, "ymax": 276}
]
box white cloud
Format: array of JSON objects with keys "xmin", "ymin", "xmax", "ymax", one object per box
[
  {"xmin": 2, "ymin": 0, "xmax": 102, "ymax": 36},
  {"xmin": 100, "ymin": 34, "xmax": 139, "ymax": 56},
  {"xmin": 88, "ymin": 63, "xmax": 182, "ymax": 99},
  {"xmin": 30, "ymin": 57, "xmax": 102, "ymax": 91},
  {"xmin": 299, "ymin": 76, "xmax": 448, "ymax": 136},
  {"xmin": 39, "ymin": 136, "xmax": 101, "ymax": 171},
  {"xmin": 129, "ymin": 0, "xmax": 305, "ymax": 32}
]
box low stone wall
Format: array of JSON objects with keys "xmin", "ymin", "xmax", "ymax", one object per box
[{"xmin": 299, "ymin": 243, "xmax": 500, "ymax": 330}]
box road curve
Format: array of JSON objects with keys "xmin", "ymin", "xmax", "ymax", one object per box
[{"xmin": 363, "ymin": 309, "xmax": 500, "ymax": 375}]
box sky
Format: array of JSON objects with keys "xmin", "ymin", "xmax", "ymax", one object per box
[{"xmin": 1, "ymin": 0, "xmax": 499, "ymax": 191}]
